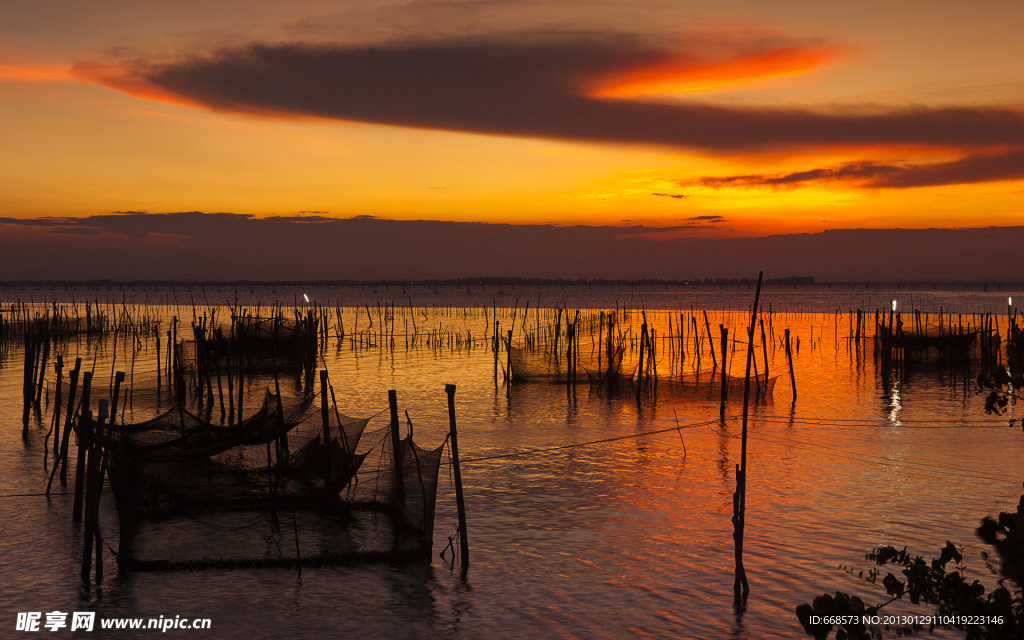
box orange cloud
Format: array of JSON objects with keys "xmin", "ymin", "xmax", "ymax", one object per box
[
  {"xmin": 70, "ymin": 60, "xmax": 349, "ymax": 124},
  {"xmin": 66, "ymin": 35, "xmax": 1024, "ymax": 157},
  {"xmin": 681, "ymin": 149, "xmax": 1024, "ymax": 190},
  {"xmin": 587, "ymin": 45, "xmax": 844, "ymax": 98},
  {"xmin": 0, "ymin": 62, "xmax": 70, "ymax": 83},
  {"xmin": 69, "ymin": 61, "xmax": 210, "ymax": 110}
]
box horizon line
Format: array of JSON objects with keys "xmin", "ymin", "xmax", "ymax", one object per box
[{"xmin": 1, "ymin": 276, "xmax": 1023, "ymax": 287}]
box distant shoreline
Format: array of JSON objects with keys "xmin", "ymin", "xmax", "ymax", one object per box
[{"xmin": 1, "ymin": 277, "xmax": 1023, "ymax": 288}]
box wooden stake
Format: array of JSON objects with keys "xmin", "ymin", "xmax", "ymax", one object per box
[
  {"xmin": 72, "ymin": 370, "xmax": 93, "ymax": 523},
  {"xmin": 155, "ymin": 327, "xmax": 161, "ymax": 392},
  {"xmin": 506, "ymin": 329, "xmax": 513, "ymax": 393},
  {"xmin": 785, "ymin": 328, "xmax": 797, "ymax": 404},
  {"xmin": 35, "ymin": 335, "xmax": 50, "ymax": 408},
  {"xmin": 719, "ymin": 326, "xmax": 728, "ymax": 419},
  {"xmin": 637, "ymin": 322, "xmax": 647, "ymax": 405},
  {"xmin": 493, "ymin": 320, "xmax": 500, "ymax": 388},
  {"xmin": 94, "ymin": 372, "xmax": 123, "ymax": 584},
  {"xmin": 733, "ymin": 271, "xmax": 762, "ymax": 608},
  {"xmin": 22, "ymin": 335, "xmax": 34, "ymax": 437},
  {"xmin": 704, "ymin": 311, "xmax": 718, "ymax": 370},
  {"xmin": 446, "ymin": 384, "xmax": 470, "ymax": 575},
  {"xmin": 81, "ymin": 404, "xmax": 102, "ymax": 584},
  {"xmin": 759, "ymin": 317, "xmax": 770, "ymax": 394},
  {"xmin": 56, "ymin": 358, "xmax": 82, "ymax": 487},
  {"xmin": 51, "ymin": 357, "xmax": 64, "ymax": 460},
  {"xmin": 388, "ymin": 390, "xmax": 406, "ymax": 512},
  {"xmin": 320, "ymin": 370, "xmax": 331, "ymax": 488}
]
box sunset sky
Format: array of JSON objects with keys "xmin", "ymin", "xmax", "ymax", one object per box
[{"xmin": 2, "ymin": 1, "xmax": 1023, "ymax": 279}]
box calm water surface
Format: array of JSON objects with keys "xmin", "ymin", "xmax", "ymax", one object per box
[{"xmin": 2, "ymin": 284, "xmax": 1022, "ymax": 639}]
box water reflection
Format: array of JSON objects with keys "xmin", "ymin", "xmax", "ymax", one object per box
[
  {"xmin": 888, "ymin": 382, "xmax": 903, "ymax": 426},
  {"xmin": 3, "ymin": 298, "xmax": 1023, "ymax": 639},
  {"xmin": 717, "ymin": 421, "xmax": 731, "ymax": 486}
]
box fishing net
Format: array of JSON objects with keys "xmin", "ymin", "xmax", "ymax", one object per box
[
  {"xmin": 49, "ymin": 369, "xmax": 201, "ymax": 419},
  {"xmin": 98, "ymin": 390, "xmax": 444, "ymax": 571},
  {"xmin": 509, "ymin": 344, "xmax": 567, "ymax": 382},
  {"xmin": 875, "ymin": 323, "xmax": 983, "ymax": 361},
  {"xmin": 509, "ymin": 343, "xmax": 624, "ymax": 383},
  {"xmin": 591, "ymin": 370, "xmax": 778, "ymax": 399}
]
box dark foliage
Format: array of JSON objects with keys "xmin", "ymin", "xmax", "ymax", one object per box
[{"xmin": 797, "ymin": 494, "xmax": 1024, "ymax": 639}]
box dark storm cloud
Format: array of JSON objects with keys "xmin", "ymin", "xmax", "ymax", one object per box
[
  {"xmin": 684, "ymin": 150, "xmax": 1024, "ymax": 189},
  {"xmin": 78, "ymin": 35, "xmax": 1024, "ymax": 155},
  {"xmin": 2, "ymin": 212, "xmax": 1022, "ymax": 281},
  {"xmin": 0, "ymin": 211, "xmax": 255, "ymax": 238}
]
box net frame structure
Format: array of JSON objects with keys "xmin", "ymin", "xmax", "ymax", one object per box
[
  {"xmin": 875, "ymin": 322, "xmax": 983, "ymax": 361},
  {"xmin": 80, "ymin": 385, "xmax": 446, "ymax": 571}
]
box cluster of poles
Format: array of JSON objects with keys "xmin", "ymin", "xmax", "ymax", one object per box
[
  {"xmin": 172, "ymin": 307, "xmax": 321, "ymax": 426},
  {"xmin": 873, "ymin": 303, "xmax": 1016, "ymax": 395},
  {"xmin": 36, "ymin": 354, "xmax": 121, "ymax": 585},
  {"xmin": 16, "ymin": 299, "xmax": 474, "ymax": 585},
  {"xmin": 502, "ymin": 304, "xmax": 799, "ymax": 413}
]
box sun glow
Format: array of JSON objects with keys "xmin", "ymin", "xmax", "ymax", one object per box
[{"xmin": 587, "ymin": 46, "xmax": 842, "ymax": 98}]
